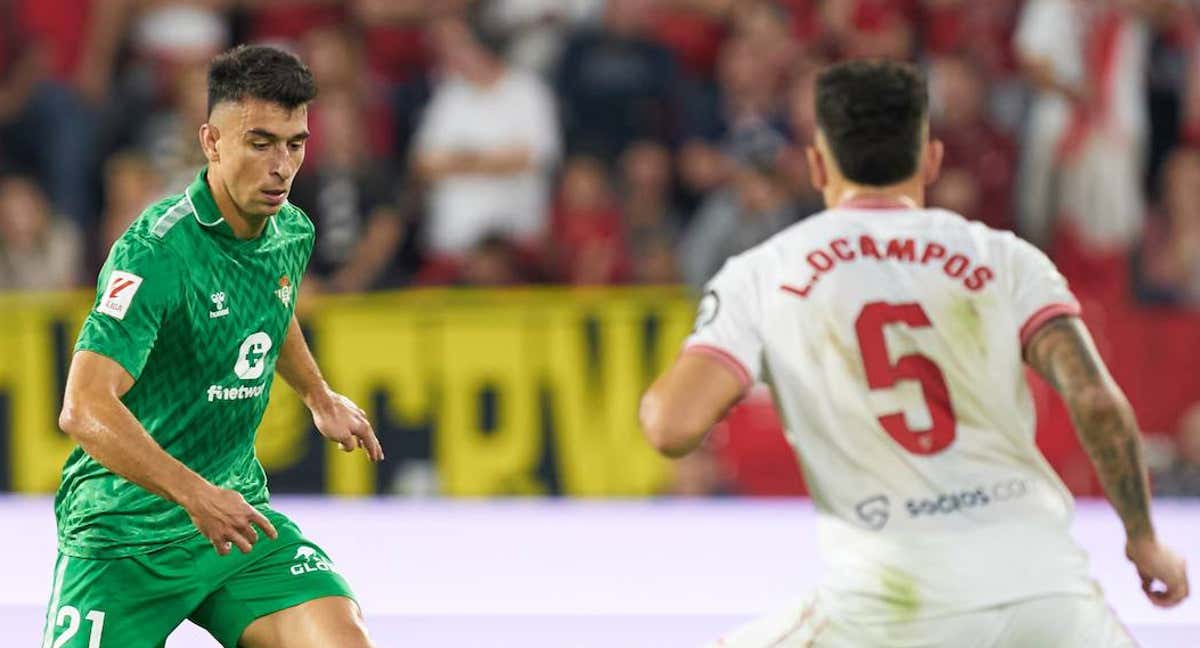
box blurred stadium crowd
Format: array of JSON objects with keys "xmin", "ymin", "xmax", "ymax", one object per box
[{"xmin": 1, "ymin": 0, "xmax": 1200, "ymax": 495}]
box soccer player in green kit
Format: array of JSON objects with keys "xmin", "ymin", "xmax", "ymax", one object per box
[{"xmin": 43, "ymin": 45, "xmax": 382, "ymax": 647}]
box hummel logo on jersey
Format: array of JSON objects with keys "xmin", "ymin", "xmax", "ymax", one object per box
[
  {"xmin": 96, "ymin": 271, "xmax": 144, "ymax": 320},
  {"xmin": 290, "ymin": 545, "xmax": 335, "ymax": 576},
  {"xmin": 276, "ymin": 275, "xmax": 292, "ymax": 307},
  {"xmin": 209, "ymin": 291, "xmax": 229, "ymax": 318}
]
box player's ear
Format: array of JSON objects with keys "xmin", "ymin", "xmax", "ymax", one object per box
[
  {"xmin": 923, "ymin": 138, "xmax": 944, "ymax": 186},
  {"xmin": 806, "ymin": 145, "xmax": 828, "ymax": 192},
  {"xmin": 199, "ymin": 123, "xmax": 220, "ymax": 163}
]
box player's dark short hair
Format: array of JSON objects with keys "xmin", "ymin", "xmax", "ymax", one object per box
[
  {"xmin": 207, "ymin": 45, "xmax": 317, "ymax": 116},
  {"xmin": 815, "ymin": 60, "xmax": 928, "ymax": 186}
]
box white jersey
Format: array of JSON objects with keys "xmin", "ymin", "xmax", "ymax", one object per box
[{"xmin": 686, "ymin": 203, "xmax": 1095, "ymax": 623}]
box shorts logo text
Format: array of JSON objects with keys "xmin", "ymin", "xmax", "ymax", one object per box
[{"xmin": 290, "ymin": 545, "xmax": 335, "ymax": 576}]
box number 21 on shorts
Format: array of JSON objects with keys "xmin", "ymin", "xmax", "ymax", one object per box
[
  {"xmin": 854, "ymin": 301, "xmax": 957, "ymax": 454},
  {"xmin": 45, "ymin": 605, "xmax": 105, "ymax": 648}
]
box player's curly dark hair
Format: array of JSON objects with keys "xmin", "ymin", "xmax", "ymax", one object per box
[
  {"xmin": 207, "ymin": 45, "xmax": 317, "ymax": 116},
  {"xmin": 815, "ymin": 60, "xmax": 928, "ymax": 186}
]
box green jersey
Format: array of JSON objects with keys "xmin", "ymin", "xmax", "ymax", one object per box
[{"xmin": 57, "ymin": 167, "xmax": 315, "ymax": 558}]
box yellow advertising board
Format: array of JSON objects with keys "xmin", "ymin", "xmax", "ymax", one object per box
[{"xmin": 0, "ymin": 288, "xmax": 696, "ymax": 496}]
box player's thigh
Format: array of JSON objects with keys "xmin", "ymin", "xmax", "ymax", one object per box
[
  {"xmin": 188, "ymin": 512, "xmax": 364, "ymax": 648},
  {"xmin": 41, "ymin": 549, "xmax": 201, "ymax": 648},
  {"xmin": 708, "ymin": 596, "xmax": 835, "ymax": 648},
  {"xmin": 1001, "ymin": 592, "xmax": 1136, "ymax": 648},
  {"xmin": 237, "ymin": 596, "xmax": 372, "ymax": 648}
]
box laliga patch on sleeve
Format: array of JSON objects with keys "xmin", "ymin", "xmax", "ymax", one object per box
[{"xmin": 96, "ymin": 271, "xmax": 144, "ymax": 320}]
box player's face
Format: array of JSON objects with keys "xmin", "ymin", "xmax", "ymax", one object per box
[{"xmin": 202, "ymin": 99, "xmax": 309, "ymax": 218}]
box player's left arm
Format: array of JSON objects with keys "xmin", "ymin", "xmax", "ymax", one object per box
[
  {"xmin": 277, "ymin": 315, "xmax": 384, "ymax": 462},
  {"xmin": 640, "ymin": 352, "xmax": 747, "ymax": 458}
]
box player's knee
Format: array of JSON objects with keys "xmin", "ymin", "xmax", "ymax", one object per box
[
  {"xmin": 318, "ymin": 601, "xmax": 374, "ymax": 648},
  {"xmin": 324, "ymin": 618, "xmax": 374, "ymax": 648}
]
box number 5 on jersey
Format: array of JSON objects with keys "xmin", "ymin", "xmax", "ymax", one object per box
[{"xmin": 855, "ymin": 301, "xmax": 957, "ymax": 455}]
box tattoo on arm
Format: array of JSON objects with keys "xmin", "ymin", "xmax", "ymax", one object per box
[{"xmin": 1025, "ymin": 316, "xmax": 1154, "ymax": 540}]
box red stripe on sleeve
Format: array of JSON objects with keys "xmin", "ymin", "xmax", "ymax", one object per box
[
  {"xmin": 684, "ymin": 344, "xmax": 754, "ymax": 390},
  {"xmin": 1019, "ymin": 302, "xmax": 1082, "ymax": 348}
]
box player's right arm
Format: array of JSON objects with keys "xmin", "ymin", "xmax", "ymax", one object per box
[
  {"xmin": 59, "ymin": 352, "xmax": 277, "ymax": 554},
  {"xmin": 641, "ymin": 256, "xmax": 761, "ymax": 458},
  {"xmin": 1025, "ymin": 316, "xmax": 1189, "ymax": 607}
]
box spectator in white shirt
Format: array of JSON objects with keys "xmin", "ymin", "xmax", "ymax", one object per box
[
  {"xmin": 412, "ymin": 14, "xmax": 561, "ymax": 257},
  {"xmin": 1015, "ymin": 0, "xmax": 1176, "ymax": 254}
]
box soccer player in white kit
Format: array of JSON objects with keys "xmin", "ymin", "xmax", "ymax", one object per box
[{"xmin": 639, "ymin": 60, "xmax": 1189, "ymax": 647}]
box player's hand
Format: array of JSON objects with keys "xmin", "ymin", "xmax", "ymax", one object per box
[
  {"xmin": 1126, "ymin": 537, "xmax": 1189, "ymax": 608},
  {"xmin": 184, "ymin": 485, "xmax": 279, "ymax": 556},
  {"xmin": 311, "ymin": 391, "xmax": 384, "ymax": 462}
]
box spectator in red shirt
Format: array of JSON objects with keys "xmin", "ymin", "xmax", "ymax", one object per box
[
  {"xmin": 651, "ymin": 0, "xmax": 730, "ymax": 81},
  {"xmin": 241, "ymin": 0, "xmax": 345, "ymax": 46},
  {"xmin": 301, "ymin": 26, "xmax": 396, "ymax": 164},
  {"xmin": 548, "ymin": 156, "xmax": 630, "ymax": 285}
]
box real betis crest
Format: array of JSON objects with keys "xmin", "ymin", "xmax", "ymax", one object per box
[{"xmin": 276, "ymin": 275, "xmax": 293, "ymax": 307}]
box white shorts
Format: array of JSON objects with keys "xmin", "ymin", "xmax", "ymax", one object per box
[{"xmin": 710, "ymin": 589, "xmax": 1137, "ymax": 648}]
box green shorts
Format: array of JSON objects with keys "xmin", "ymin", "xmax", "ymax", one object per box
[{"xmin": 40, "ymin": 509, "xmax": 355, "ymax": 648}]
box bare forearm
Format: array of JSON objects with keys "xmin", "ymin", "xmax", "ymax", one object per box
[
  {"xmin": 1020, "ymin": 59, "xmax": 1084, "ymax": 101},
  {"xmin": 1067, "ymin": 389, "xmax": 1154, "ymax": 540},
  {"xmin": 60, "ymin": 398, "xmax": 211, "ymax": 507},
  {"xmin": 415, "ymin": 147, "xmax": 534, "ymax": 180},
  {"xmin": 472, "ymin": 148, "xmax": 534, "ymax": 174},
  {"xmin": 640, "ymin": 352, "xmax": 746, "ymax": 458},
  {"xmin": 1026, "ymin": 317, "xmax": 1154, "ymax": 541},
  {"xmin": 276, "ymin": 315, "xmax": 333, "ymax": 409}
]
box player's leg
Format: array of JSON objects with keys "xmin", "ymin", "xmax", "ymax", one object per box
[
  {"xmin": 188, "ymin": 510, "xmax": 369, "ymax": 648},
  {"xmin": 236, "ymin": 596, "xmax": 373, "ymax": 648},
  {"xmin": 40, "ymin": 548, "xmax": 200, "ymax": 648}
]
